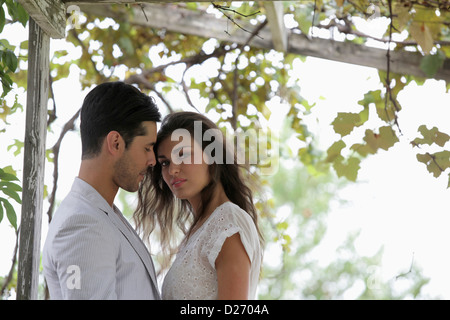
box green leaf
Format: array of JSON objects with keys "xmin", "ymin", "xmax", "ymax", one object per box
[
  {"xmin": 0, "ymin": 6, "xmax": 5, "ymax": 34},
  {"xmin": 14, "ymin": 3, "xmax": 29, "ymax": 27},
  {"xmin": 363, "ymin": 126, "xmax": 399, "ymax": 154},
  {"xmin": 294, "ymin": 6, "xmax": 313, "ymax": 35},
  {"xmin": 277, "ymin": 221, "xmax": 289, "ymax": 231},
  {"xmin": 409, "ymin": 21, "xmax": 434, "ymax": 54},
  {"xmin": 416, "ymin": 152, "xmax": 430, "ymax": 164},
  {"xmin": 434, "ymin": 151, "xmax": 450, "ymax": 170},
  {"xmin": 0, "ymin": 200, "xmax": 3, "ymax": 224},
  {"xmin": 1, "ymin": 187, "xmax": 21, "ymax": 204},
  {"xmin": 118, "ymin": 36, "xmax": 134, "ymax": 56},
  {"xmin": 326, "ymin": 140, "xmax": 346, "ymax": 162},
  {"xmin": 0, "ymin": 165, "xmax": 17, "ymax": 176},
  {"xmin": 3, "ymin": 49, "xmax": 18, "ymax": 72},
  {"xmin": 333, "ymin": 156, "xmax": 361, "ymax": 182},
  {"xmin": 358, "ymin": 104, "xmax": 369, "ymax": 124},
  {"xmin": 331, "ymin": 112, "xmax": 362, "ymax": 137},
  {"xmin": 375, "ymin": 98, "xmax": 397, "ymax": 123},
  {"xmin": 358, "ymin": 90, "xmax": 379, "ymax": 107},
  {"xmin": 19, "ymin": 40, "xmax": 28, "ymax": 50},
  {"xmin": 0, "ymin": 181, "xmax": 22, "ymax": 192},
  {"xmin": 0, "ymin": 168, "xmax": 19, "ymax": 181},
  {"xmin": 393, "ymin": 2, "xmax": 411, "ymax": 32},
  {"xmin": 7, "ymin": 139, "xmax": 24, "ymax": 156},
  {"xmin": 413, "ymin": 125, "xmax": 450, "ymax": 147},
  {"xmin": 417, "ymin": 151, "xmax": 450, "ymax": 178},
  {"xmin": 420, "ymin": 51, "xmax": 446, "ymax": 77},
  {"xmin": 0, "ymin": 197, "xmax": 17, "ymax": 230},
  {"xmin": 53, "ymin": 49, "xmax": 69, "ymax": 59},
  {"xmin": 358, "ymin": 90, "xmax": 397, "ymax": 124},
  {"xmin": 350, "ymin": 143, "xmax": 371, "ymax": 157}
]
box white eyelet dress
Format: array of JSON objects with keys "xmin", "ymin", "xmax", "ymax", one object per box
[{"xmin": 161, "ymin": 202, "xmax": 262, "ymax": 300}]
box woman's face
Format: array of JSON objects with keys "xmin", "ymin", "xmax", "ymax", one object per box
[{"xmin": 157, "ymin": 135, "xmax": 210, "ymax": 208}]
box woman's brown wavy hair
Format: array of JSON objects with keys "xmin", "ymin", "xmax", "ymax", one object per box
[{"xmin": 134, "ymin": 111, "xmax": 264, "ymax": 268}]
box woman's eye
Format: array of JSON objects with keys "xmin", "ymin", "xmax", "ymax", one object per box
[{"xmin": 160, "ymin": 160, "xmax": 169, "ymax": 167}]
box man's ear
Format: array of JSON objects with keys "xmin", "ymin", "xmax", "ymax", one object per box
[{"xmin": 105, "ymin": 131, "xmax": 124, "ymax": 155}]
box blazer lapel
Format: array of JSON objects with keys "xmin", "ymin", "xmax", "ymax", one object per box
[{"xmin": 105, "ymin": 204, "xmax": 160, "ymax": 298}]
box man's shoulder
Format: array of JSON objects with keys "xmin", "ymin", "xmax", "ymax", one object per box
[
  {"xmin": 54, "ymin": 188, "xmax": 103, "ymax": 218},
  {"xmin": 48, "ymin": 188, "xmax": 114, "ymax": 240}
]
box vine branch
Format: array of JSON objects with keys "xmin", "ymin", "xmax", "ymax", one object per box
[
  {"xmin": 46, "ymin": 108, "xmax": 81, "ymax": 222},
  {"xmin": 211, "ymin": 2, "xmax": 263, "ymax": 39},
  {"xmin": 0, "ymin": 227, "xmax": 19, "ymax": 298},
  {"xmin": 385, "ymin": 0, "xmax": 402, "ymax": 135}
]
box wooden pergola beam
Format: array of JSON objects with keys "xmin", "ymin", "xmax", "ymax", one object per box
[
  {"xmin": 80, "ymin": 3, "xmax": 450, "ymax": 82},
  {"xmin": 16, "ymin": 0, "xmax": 66, "ymax": 38},
  {"xmin": 19, "ymin": 0, "xmax": 447, "ymax": 82},
  {"xmin": 64, "ymin": 0, "xmax": 286, "ymax": 3}
]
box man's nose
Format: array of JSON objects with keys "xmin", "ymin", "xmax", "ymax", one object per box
[{"xmin": 147, "ymin": 150, "xmax": 156, "ymax": 167}]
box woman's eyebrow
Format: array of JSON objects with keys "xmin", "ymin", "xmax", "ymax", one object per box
[
  {"xmin": 158, "ymin": 144, "xmax": 192, "ymax": 159},
  {"xmin": 172, "ymin": 145, "xmax": 191, "ymax": 153}
]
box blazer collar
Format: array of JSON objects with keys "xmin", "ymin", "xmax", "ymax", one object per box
[
  {"xmin": 71, "ymin": 177, "xmax": 114, "ymax": 215},
  {"xmin": 71, "ymin": 178, "xmax": 160, "ymax": 298}
]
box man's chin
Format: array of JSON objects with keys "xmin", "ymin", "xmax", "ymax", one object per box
[{"xmin": 122, "ymin": 184, "xmax": 140, "ymax": 193}]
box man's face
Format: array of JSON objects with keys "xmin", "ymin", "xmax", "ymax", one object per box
[{"xmin": 113, "ymin": 121, "xmax": 157, "ymax": 192}]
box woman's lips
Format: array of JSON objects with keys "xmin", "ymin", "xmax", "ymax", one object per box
[{"xmin": 172, "ymin": 178, "xmax": 187, "ymax": 188}]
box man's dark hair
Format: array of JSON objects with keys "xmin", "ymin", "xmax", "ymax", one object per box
[{"xmin": 80, "ymin": 81, "xmax": 161, "ymax": 159}]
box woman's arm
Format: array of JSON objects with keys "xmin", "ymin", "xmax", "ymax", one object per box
[{"xmin": 215, "ymin": 233, "xmax": 251, "ymax": 300}]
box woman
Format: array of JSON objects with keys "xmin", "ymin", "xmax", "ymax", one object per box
[{"xmin": 135, "ymin": 111, "xmax": 263, "ymax": 300}]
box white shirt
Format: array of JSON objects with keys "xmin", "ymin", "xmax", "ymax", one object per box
[{"xmin": 162, "ymin": 201, "xmax": 262, "ymax": 300}]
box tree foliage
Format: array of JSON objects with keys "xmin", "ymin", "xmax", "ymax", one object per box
[
  {"xmin": 257, "ymin": 120, "xmax": 431, "ymax": 299},
  {"xmin": 0, "ymin": 0, "xmax": 449, "ymax": 299},
  {"xmin": 55, "ymin": 0, "xmax": 450, "ymax": 187}
]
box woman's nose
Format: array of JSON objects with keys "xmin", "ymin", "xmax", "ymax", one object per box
[{"xmin": 168, "ymin": 162, "xmax": 180, "ymax": 176}]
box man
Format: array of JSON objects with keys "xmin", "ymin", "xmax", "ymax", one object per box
[{"xmin": 43, "ymin": 81, "xmax": 161, "ymax": 299}]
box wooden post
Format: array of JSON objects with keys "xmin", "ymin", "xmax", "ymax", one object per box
[
  {"xmin": 264, "ymin": 1, "xmax": 288, "ymax": 52},
  {"xmin": 16, "ymin": 18, "xmax": 50, "ymax": 300}
]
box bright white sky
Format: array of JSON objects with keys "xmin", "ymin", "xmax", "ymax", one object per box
[{"xmin": 1, "ymin": 10, "xmax": 450, "ymax": 299}]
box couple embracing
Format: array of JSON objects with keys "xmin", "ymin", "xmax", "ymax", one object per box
[{"xmin": 42, "ymin": 81, "xmax": 263, "ymax": 300}]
